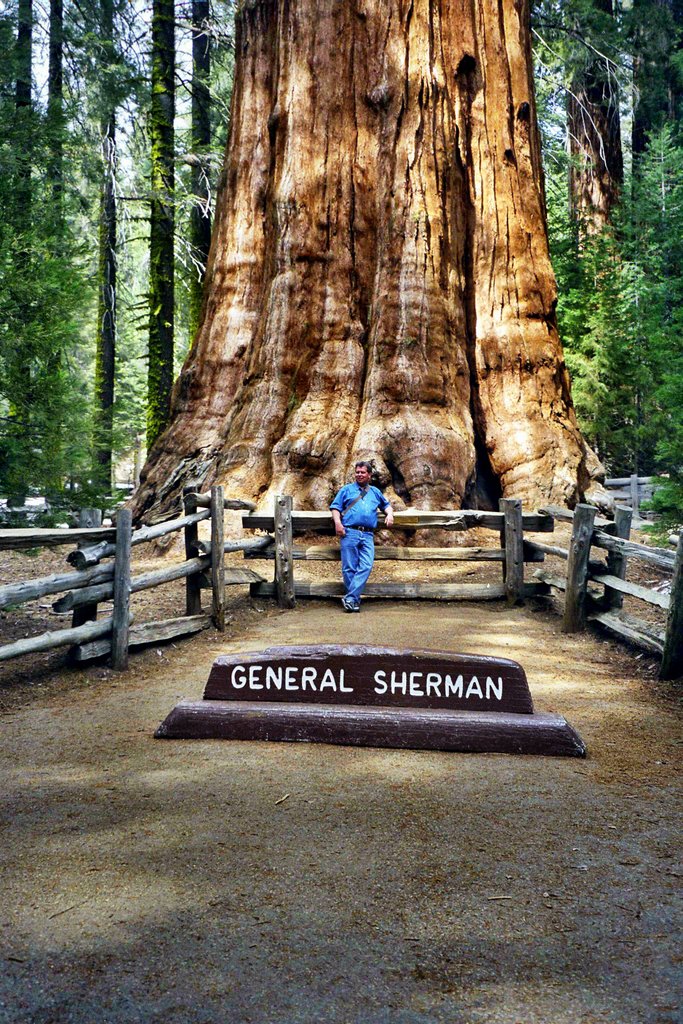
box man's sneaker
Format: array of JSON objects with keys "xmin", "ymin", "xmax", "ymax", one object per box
[
  {"xmin": 351, "ymin": 600, "xmax": 361, "ymax": 612},
  {"xmin": 341, "ymin": 597, "xmax": 354, "ymax": 612}
]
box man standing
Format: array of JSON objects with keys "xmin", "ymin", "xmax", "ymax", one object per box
[{"xmin": 330, "ymin": 461, "xmax": 394, "ymax": 612}]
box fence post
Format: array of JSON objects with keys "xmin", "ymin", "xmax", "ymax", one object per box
[
  {"xmin": 210, "ymin": 485, "xmax": 225, "ymax": 630},
  {"xmin": 111, "ymin": 508, "xmax": 132, "ymax": 670},
  {"xmin": 660, "ymin": 531, "xmax": 683, "ymax": 680},
  {"xmin": 630, "ymin": 474, "xmax": 640, "ymax": 519},
  {"xmin": 274, "ymin": 495, "xmax": 295, "ymax": 609},
  {"xmin": 604, "ymin": 505, "xmax": 632, "ymax": 612},
  {"xmin": 500, "ymin": 498, "xmax": 524, "ymax": 605},
  {"xmin": 72, "ymin": 508, "xmax": 102, "ymax": 628},
  {"xmin": 183, "ymin": 484, "xmax": 202, "ymax": 616},
  {"xmin": 563, "ymin": 503, "xmax": 597, "ymax": 633}
]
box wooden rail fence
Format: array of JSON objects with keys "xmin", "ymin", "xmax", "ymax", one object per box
[
  {"xmin": 0, "ymin": 487, "xmax": 268, "ymax": 670},
  {"xmin": 532, "ymin": 504, "xmax": 683, "ymax": 680},
  {"xmin": 241, "ymin": 498, "xmax": 554, "ymax": 607},
  {"xmin": 604, "ymin": 475, "xmax": 661, "ymax": 520},
  {"xmin": 1, "ymin": 489, "xmax": 681, "ymax": 680}
]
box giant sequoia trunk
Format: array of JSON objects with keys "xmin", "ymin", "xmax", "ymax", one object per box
[{"xmin": 133, "ymin": 0, "xmax": 606, "ymax": 521}]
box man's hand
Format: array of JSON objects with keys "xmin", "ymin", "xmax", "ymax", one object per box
[{"xmin": 384, "ymin": 508, "xmax": 394, "ymax": 528}]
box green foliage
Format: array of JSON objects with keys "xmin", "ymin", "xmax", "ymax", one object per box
[
  {"xmin": 534, "ymin": 0, "xmax": 683, "ymax": 525},
  {"xmin": 0, "ymin": 225, "xmax": 95, "ymax": 501},
  {"xmin": 0, "ymin": 0, "xmax": 678, "ymax": 531},
  {"xmin": 0, "ymin": 7, "xmax": 96, "ymax": 504},
  {"xmin": 545, "ymin": 125, "xmax": 683, "ymax": 523}
]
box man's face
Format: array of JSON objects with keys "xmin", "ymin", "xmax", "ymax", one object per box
[{"xmin": 355, "ymin": 464, "xmax": 371, "ymax": 487}]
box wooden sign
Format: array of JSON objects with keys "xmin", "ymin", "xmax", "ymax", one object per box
[
  {"xmin": 156, "ymin": 645, "xmax": 586, "ymax": 757},
  {"xmin": 203, "ymin": 645, "xmax": 533, "ymax": 713}
]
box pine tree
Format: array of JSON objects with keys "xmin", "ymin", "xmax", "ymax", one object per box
[
  {"xmin": 93, "ymin": 0, "xmax": 118, "ymax": 493},
  {"xmin": 147, "ymin": 0, "xmax": 175, "ymax": 448}
]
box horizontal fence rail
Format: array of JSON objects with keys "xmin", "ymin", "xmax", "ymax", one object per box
[
  {"xmin": 245, "ymin": 543, "xmax": 545, "ymax": 563},
  {"xmin": 242, "ymin": 508, "xmax": 555, "ymax": 533},
  {"xmin": 533, "ymin": 503, "xmax": 682, "ymax": 680}
]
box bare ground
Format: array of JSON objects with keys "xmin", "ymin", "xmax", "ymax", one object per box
[{"xmin": 0, "ymin": 535, "xmax": 681, "ymax": 1024}]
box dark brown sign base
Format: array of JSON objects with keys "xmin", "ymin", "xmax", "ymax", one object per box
[
  {"xmin": 156, "ymin": 699, "xmax": 586, "ymax": 757},
  {"xmin": 155, "ymin": 644, "xmax": 586, "ymax": 757}
]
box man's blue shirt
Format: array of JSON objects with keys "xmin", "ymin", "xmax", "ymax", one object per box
[{"xmin": 330, "ymin": 483, "xmax": 389, "ymax": 529}]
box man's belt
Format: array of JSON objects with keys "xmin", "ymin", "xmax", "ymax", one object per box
[{"xmin": 347, "ymin": 525, "xmax": 375, "ymax": 533}]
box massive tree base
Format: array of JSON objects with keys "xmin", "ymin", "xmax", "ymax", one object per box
[{"xmin": 132, "ymin": 0, "xmax": 607, "ymax": 523}]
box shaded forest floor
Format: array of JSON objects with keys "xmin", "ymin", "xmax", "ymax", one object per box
[{"xmin": 0, "ymin": 532, "xmax": 681, "ymax": 1023}]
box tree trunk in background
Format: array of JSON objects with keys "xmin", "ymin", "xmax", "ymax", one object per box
[
  {"xmin": 93, "ymin": 0, "xmax": 117, "ymax": 492},
  {"xmin": 5, "ymin": 0, "xmax": 34, "ymax": 505},
  {"xmin": 189, "ymin": 0, "xmax": 212, "ymax": 340},
  {"xmin": 147, "ymin": 0, "xmax": 175, "ymax": 448},
  {"xmin": 568, "ymin": 0, "xmax": 623, "ymax": 233},
  {"xmin": 133, "ymin": 0, "xmax": 607, "ymax": 521},
  {"xmin": 632, "ymin": 0, "xmax": 683, "ymax": 159},
  {"xmin": 94, "ymin": 124, "xmax": 116, "ymax": 491},
  {"xmin": 47, "ymin": 0, "xmax": 63, "ymax": 223},
  {"xmin": 15, "ymin": 0, "xmax": 32, "ymax": 227}
]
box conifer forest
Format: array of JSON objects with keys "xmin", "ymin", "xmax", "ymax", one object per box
[{"xmin": 0, "ymin": 0, "xmax": 681, "ymax": 525}]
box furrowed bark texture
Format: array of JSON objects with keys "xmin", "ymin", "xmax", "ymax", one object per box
[{"xmin": 133, "ymin": 0, "xmax": 606, "ymax": 521}]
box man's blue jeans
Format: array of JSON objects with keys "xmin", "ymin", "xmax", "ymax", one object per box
[{"xmin": 340, "ymin": 529, "xmax": 375, "ymax": 605}]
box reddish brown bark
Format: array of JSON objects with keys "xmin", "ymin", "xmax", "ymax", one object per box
[{"xmin": 133, "ymin": 0, "xmax": 606, "ymax": 521}]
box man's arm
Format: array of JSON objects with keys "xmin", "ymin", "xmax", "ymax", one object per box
[
  {"xmin": 331, "ymin": 508, "xmax": 345, "ymax": 538},
  {"xmin": 376, "ymin": 490, "xmax": 393, "ymax": 528}
]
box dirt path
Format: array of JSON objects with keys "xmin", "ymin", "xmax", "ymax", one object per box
[{"xmin": 1, "ymin": 592, "xmax": 681, "ymax": 1024}]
